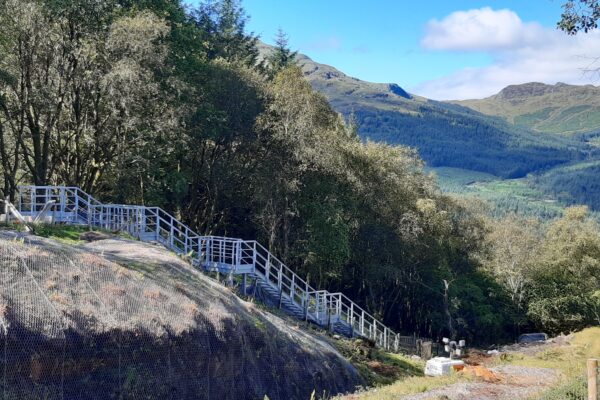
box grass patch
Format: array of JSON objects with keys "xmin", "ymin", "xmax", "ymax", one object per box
[
  {"xmin": 334, "ymin": 339, "xmax": 425, "ymax": 387},
  {"xmin": 430, "ymin": 168, "xmax": 580, "ymax": 221},
  {"xmin": 33, "ymin": 224, "xmax": 92, "ymax": 243},
  {"xmin": 32, "ymin": 223, "xmax": 135, "ymax": 244},
  {"xmin": 537, "ymin": 376, "xmax": 587, "ymax": 400},
  {"xmin": 495, "ymin": 327, "xmax": 600, "ymax": 399},
  {"xmin": 338, "ymin": 371, "xmax": 463, "ymax": 400},
  {"xmin": 341, "ymin": 328, "xmax": 600, "ymax": 399}
]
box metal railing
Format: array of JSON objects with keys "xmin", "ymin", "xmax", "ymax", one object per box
[{"xmin": 15, "ymin": 185, "xmax": 402, "ymax": 351}]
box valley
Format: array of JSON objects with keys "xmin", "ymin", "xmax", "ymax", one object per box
[{"xmin": 261, "ymin": 43, "xmax": 600, "ymax": 215}]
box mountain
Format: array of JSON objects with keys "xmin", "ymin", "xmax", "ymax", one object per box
[
  {"xmin": 258, "ymin": 43, "xmax": 587, "ymax": 178},
  {"xmin": 452, "ymin": 82, "xmax": 600, "ymax": 135}
]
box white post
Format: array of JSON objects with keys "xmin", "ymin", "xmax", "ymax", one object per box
[
  {"xmin": 252, "ymin": 242, "xmax": 257, "ymax": 272},
  {"xmin": 304, "ymin": 280, "xmax": 309, "ymax": 320},
  {"xmin": 361, "ymin": 311, "xmax": 365, "ymax": 336},
  {"xmin": 60, "ymin": 187, "xmax": 66, "ymax": 222},
  {"xmin": 589, "ymin": 358, "xmax": 598, "ymax": 400},
  {"xmin": 384, "ymin": 327, "xmax": 388, "ymax": 350},
  {"xmin": 170, "ymin": 219, "xmax": 174, "ymax": 249},
  {"xmin": 277, "ymin": 265, "xmax": 282, "ymax": 290}
]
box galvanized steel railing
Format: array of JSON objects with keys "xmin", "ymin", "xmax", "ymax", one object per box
[{"xmin": 15, "ymin": 185, "xmax": 402, "ymax": 351}]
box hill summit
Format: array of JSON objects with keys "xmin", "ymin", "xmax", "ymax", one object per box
[
  {"xmin": 453, "ymin": 82, "xmax": 600, "ymax": 134},
  {"xmin": 258, "ymin": 42, "xmax": 583, "ymax": 178}
]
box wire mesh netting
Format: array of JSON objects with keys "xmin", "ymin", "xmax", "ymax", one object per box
[{"xmin": 0, "ymin": 232, "xmax": 362, "ymax": 400}]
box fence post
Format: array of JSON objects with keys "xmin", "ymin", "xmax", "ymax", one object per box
[
  {"xmin": 589, "ymin": 358, "xmax": 598, "ymax": 400},
  {"xmin": 384, "ymin": 327, "xmax": 388, "ymax": 350},
  {"xmin": 278, "ymin": 265, "xmax": 283, "ymax": 309},
  {"xmin": 304, "ymin": 279, "xmax": 309, "ymax": 321},
  {"xmin": 361, "ymin": 311, "xmax": 365, "ymax": 336}
]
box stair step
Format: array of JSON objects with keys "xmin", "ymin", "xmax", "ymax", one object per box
[{"xmin": 17, "ymin": 185, "xmax": 400, "ymax": 353}]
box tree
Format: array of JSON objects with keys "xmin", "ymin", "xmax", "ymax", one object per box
[
  {"xmin": 558, "ymin": 0, "xmax": 600, "ymax": 34},
  {"xmin": 193, "ymin": 0, "xmax": 259, "ymax": 66},
  {"xmin": 267, "ymin": 29, "xmax": 297, "ymax": 76},
  {"xmin": 527, "ymin": 206, "xmax": 600, "ymax": 332},
  {"xmin": 483, "ymin": 215, "xmax": 540, "ymax": 309},
  {"xmin": 0, "ymin": 0, "xmax": 173, "ymax": 193}
]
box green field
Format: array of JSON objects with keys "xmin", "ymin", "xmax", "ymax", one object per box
[{"xmin": 430, "ymin": 167, "xmax": 577, "ymax": 220}]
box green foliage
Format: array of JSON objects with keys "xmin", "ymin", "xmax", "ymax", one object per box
[
  {"xmin": 481, "ymin": 207, "xmax": 600, "ymax": 335},
  {"xmin": 266, "ymin": 29, "xmax": 297, "ymax": 76},
  {"xmin": 531, "ymin": 160, "xmax": 600, "ymax": 211},
  {"xmin": 558, "ymin": 0, "xmax": 600, "ymax": 34},
  {"xmin": 538, "ymin": 376, "xmax": 587, "ymax": 400},
  {"xmin": 526, "ymin": 207, "xmax": 600, "ymax": 333},
  {"xmin": 3, "ymin": 0, "xmax": 596, "ymax": 346},
  {"xmin": 449, "ymin": 272, "xmax": 520, "ymax": 343}
]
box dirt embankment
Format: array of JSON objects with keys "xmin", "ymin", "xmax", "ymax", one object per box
[{"xmin": 0, "ymin": 231, "xmax": 362, "ymax": 400}]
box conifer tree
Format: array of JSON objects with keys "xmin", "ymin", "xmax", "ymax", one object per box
[{"xmin": 267, "ymin": 28, "xmax": 297, "ymax": 75}]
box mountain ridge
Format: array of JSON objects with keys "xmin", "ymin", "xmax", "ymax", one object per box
[
  {"xmin": 451, "ymin": 82, "xmax": 600, "ymax": 134},
  {"xmin": 258, "ymin": 42, "xmax": 588, "ymax": 178}
]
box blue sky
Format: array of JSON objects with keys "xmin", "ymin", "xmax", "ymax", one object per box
[{"xmin": 190, "ymin": 1, "xmax": 600, "ymax": 99}]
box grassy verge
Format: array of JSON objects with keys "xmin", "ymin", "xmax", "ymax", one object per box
[
  {"xmin": 330, "ymin": 339, "xmax": 467, "ymax": 399},
  {"xmin": 495, "ymin": 327, "xmax": 600, "ymax": 399},
  {"xmin": 33, "ymin": 224, "xmax": 94, "ymax": 243},
  {"xmin": 338, "ymin": 328, "xmax": 600, "ymax": 399},
  {"xmin": 333, "ymin": 338, "xmax": 423, "ymax": 387},
  {"xmin": 31, "ymin": 224, "xmax": 135, "ymax": 244}
]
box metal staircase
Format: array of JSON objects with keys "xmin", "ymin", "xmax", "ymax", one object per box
[{"xmin": 15, "ymin": 185, "xmax": 402, "ymax": 352}]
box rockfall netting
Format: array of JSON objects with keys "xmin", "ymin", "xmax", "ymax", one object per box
[{"xmin": 0, "ymin": 232, "xmax": 362, "ymax": 400}]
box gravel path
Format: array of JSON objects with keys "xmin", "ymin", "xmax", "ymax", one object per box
[{"xmin": 399, "ymin": 365, "xmax": 559, "ymax": 400}]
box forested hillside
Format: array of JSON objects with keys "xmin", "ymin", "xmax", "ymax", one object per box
[
  {"xmin": 260, "ymin": 44, "xmax": 591, "ymax": 178},
  {"xmin": 0, "ymin": 0, "xmax": 598, "ymax": 345},
  {"xmin": 260, "ymin": 44, "xmax": 600, "ymax": 213}
]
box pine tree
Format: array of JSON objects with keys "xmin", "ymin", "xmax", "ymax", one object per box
[
  {"xmin": 194, "ymin": 0, "xmax": 259, "ymax": 66},
  {"xmin": 267, "ymin": 28, "xmax": 297, "ymax": 76}
]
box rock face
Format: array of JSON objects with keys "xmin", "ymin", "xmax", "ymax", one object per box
[{"xmin": 0, "ymin": 232, "xmax": 362, "ymax": 400}]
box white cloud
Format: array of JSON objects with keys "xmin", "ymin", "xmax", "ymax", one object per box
[
  {"xmin": 415, "ymin": 8, "xmax": 600, "ymax": 100},
  {"xmin": 421, "ymin": 7, "xmax": 544, "ymax": 51}
]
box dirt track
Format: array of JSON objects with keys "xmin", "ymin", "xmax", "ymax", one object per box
[
  {"xmin": 397, "ymin": 341, "xmax": 566, "ymax": 400},
  {"xmin": 400, "ymin": 364, "xmax": 558, "ymax": 400}
]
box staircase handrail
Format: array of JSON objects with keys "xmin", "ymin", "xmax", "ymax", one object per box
[{"xmin": 15, "ymin": 185, "xmax": 401, "ymax": 350}]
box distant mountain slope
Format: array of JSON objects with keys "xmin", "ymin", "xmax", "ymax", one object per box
[
  {"xmin": 258, "ymin": 43, "xmax": 586, "ymax": 178},
  {"xmin": 452, "ymin": 82, "xmax": 600, "ymax": 135}
]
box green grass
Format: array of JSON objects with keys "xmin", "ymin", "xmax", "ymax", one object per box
[
  {"xmin": 432, "ymin": 164, "xmax": 600, "ymax": 222},
  {"xmin": 430, "ymin": 167, "xmax": 567, "ymax": 220},
  {"xmin": 33, "ymin": 224, "xmax": 91, "ymax": 243},
  {"xmin": 331, "ymin": 338, "xmax": 425, "ymax": 388},
  {"xmin": 32, "ymin": 224, "xmax": 135, "ymax": 244},
  {"xmin": 455, "ymin": 84, "xmax": 600, "ymax": 135},
  {"xmin": 495, "ymin": 327, "xmax": 600, "ymax": 400},
  {"xmin": 337, "ymin": 368, "xmax": 463, "ymax": 399},
  {"xmin": 514, "ymin": 107, "xmax": 557, "ymax": 127},
  {"xmin": 341, "ymin": 327, "xmax": 600, "ymax": 400},
  {"xmin": 428, "ymin": 167, "xmax": 498, "ymax": 190}
]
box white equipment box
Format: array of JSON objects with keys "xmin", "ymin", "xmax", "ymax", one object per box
[{"xmin": 424, "ymin": 357, "xmax": 465, "ymax": 376}]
